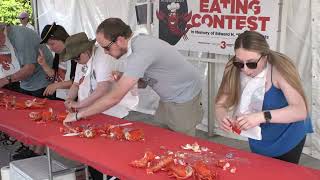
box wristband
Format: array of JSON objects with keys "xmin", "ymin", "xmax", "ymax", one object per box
[
  {"xmin": 263, "ymin": 111, "xmax": 272, "ymax": 123},
  {"xmin": 6, "ymin": 75, "xmax": 12, "ymax": 84}
]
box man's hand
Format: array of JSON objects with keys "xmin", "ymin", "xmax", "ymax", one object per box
[
  {"xmin": 63, "ymin": 112, "xmax": 77, "ymax": 126},
  {"xmin": 37, "ymin": 49, "xmax": 47, "ymax": 66},
  {"xmin": 0, "ymin": 77, "xmax": 9, "ymax": 88},
  {"xmin": 43, "ymin": 83, "xmax": 59, "ymax": 96},
  {"xmin": 64, "ymin": 98, "xmax": 73, "ymax": 110},
  {"xmin": 64, "ymin": 99, "xmax": 79, "ymax": 112}
]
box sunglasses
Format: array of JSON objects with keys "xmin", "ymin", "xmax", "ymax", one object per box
[
  {"xmin": 102, "ymin": 41, "xmax": 115, "ymax": 51},
  {"xmin": 72, "ymin": 55, "xmax": 80, "ymax": 62},
  {"xmin": 233, "ymin": 55, "xmax": 263, "ymax": 69}
]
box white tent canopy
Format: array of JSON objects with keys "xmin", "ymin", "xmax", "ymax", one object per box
[{"xmin": 33, "ymin": 0, "xmax": 320, "ymax": 160}]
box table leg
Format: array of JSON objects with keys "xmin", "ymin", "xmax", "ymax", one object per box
[
  {"xmin": 207, "ymin": 62, "xmax": 216, "ymax": 136},
  {"xmin": 85, "ymin": 165, "xmax": 89, "ymax": 180},
  {"xmin": 46, "ymin": 146, "xmax": 53, "ymax": 180}
]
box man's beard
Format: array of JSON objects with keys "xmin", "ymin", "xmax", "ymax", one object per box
[{"xmin": 115, "ymin": 47, "xmax": 128, "ymax": 59}]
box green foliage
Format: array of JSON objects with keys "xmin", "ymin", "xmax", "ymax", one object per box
[{"xmin": 0, "ymin": 0, "xmax": 32, "ymax": 25}]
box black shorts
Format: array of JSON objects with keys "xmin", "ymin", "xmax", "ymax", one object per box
[{"xmin": 274, "ymin": 136, "xmax": 306, "ymax": 164}]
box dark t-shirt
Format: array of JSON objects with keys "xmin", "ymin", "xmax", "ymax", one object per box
[{"xmin": 7, "ymin": 26, "xmax": 53, "ymax": 91}]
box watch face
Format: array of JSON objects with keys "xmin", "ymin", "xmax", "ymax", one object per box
[{"xmin": 264, "ymin": 111, "xmax": 272, "ymax": 123}]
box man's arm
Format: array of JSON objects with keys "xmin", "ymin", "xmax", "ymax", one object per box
[
  {"xmin": 66, "ymin": 83, "xmax": 79, "ymax": 101},
  {"xmin": 0, "ymin": 63, "xmax": 35, "ymax": 88},
  {"xmin": 55, "ymin": 80, "xmax": 74, "ymax": 89},
  {"xmin": 76, "ymin": 81, "xmax": 111, "ymax": 109},
  {"xmin": 43, "ymin": 80, "xmax": 74, "ymax": 96},
  {"xmin": 77, "ymin": 75, "xmax": 138, "ymax": 118},
  {"xmin": 0, "ymin": 63, "xmax": 35, "ymax": 87},
  {"xmin": 10, "ymin": 64, "xmax": 35, "ymax": 82},
  {"xmin": 64, "ymin": 82, "xmax": 79, "ymax": 111}
]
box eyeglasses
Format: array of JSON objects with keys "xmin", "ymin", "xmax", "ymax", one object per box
[
  {"xmin": 72, "ymin": 55, "xmax": 80, "ymax": 62},
  {"xmin": 233, "ymin": 55, "xmax": 263, "ymax": 69},
  {"xmin": 102, "ymin": 41, "xmax": 115, "ymax": 51}
]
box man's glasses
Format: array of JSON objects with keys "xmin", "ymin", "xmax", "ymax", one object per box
[
  {"xmin": 233, "ymin": 55, "xmax": 263, "ymax": 69},
  {"xmin": 102, "ymin": 41, "xmax": 115, "ymax": 51},
  {"xmin": 72, "ymin": 55, "xmax": 80, "ymax": 62}
]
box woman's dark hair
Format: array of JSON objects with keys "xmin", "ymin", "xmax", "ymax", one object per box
[
  {"xmin": 51, "ymin": 54, "xmax": 77, "ymax": 81},
  {"xmin": 40, "ymin": 24, "xmax": 75, "ymax": 80},
  {"xmin": 41, "ymin": 23, "xmax": 69, "ymax": 44}
]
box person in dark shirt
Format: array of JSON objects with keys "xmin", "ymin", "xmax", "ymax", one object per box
[{"xmin": 38, "ymin": 22, "xmax": 77, "ymax": 99}]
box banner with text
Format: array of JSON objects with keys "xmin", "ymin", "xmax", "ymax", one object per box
[{"xmin": 155, "ymin": 0, "xmax": 280, "ymax": 55}]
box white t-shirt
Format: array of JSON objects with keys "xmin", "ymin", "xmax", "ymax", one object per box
[
  {"xmin": 0, "ymin": 36, "xmax": 20, "ymax": 78},
  {"xmin": 55, "ymin": 60, "xmax": 72, "ymax": 99},
  {"xmin": 74, "ymin": 46, "xmax": 138, "ymax": 118}
]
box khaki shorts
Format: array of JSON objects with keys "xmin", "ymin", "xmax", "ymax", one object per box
[{"xmin": 154, "ymin": 92, "xmax": 203, "ymax": 136}]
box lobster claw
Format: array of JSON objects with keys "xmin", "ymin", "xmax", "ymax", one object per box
[
  {"xmin": 167, "ymin": 163, "xmax": 193, "ymax": 179},
  {"xmin": 130, "ymin": 151, "xmax": 156, "ymax": 168}
]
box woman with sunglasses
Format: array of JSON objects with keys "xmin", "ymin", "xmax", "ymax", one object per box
[{"xmin": 215, "ymin": 31, "xmax": 313, "ymax": 164}]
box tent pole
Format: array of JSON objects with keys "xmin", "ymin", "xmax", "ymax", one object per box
[
  {"xmin": 207, "ymin": 61, "xmax": 216, "ymax": 137},
  {"xmin": 146, "ymin": 0, "xmax": 152, "ymax": 33},
  {"xmin": 31, "ymin": 0, "xmax": 39, "ymax": 34},
  {"xmin": 277, "ymin": 0, "xmax": 287, "ymax": 52}
]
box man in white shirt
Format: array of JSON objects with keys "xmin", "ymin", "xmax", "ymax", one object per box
[
  {"xmin": 61, "ymin": 32, "xmax": 138, "ymax": 118},
  {"xmin": 17, "ymin": 12, "xmax": 35, "ymax": 31}
]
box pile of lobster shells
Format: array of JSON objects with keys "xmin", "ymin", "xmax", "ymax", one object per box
[
  {"xmin": 130, "ymin": 142, "xmax": 238, "ymax": 179},
  {"xmin": 130, "ymin": 150, "xmax": 219, "ymax": 180},
  {"xmin": 0, "ymin": 93, "xmax": 47, "ymax": 110},
  {"xmin": 60, "ymin": 123, "xmax": 145, "ymax": 141},
  {"xmin": 29, "ymin": 108, "xmax": 68, "ymax": 123}
]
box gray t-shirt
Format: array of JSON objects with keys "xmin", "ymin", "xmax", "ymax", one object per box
[
  {"xmin": 124, "ymin": 35, "xmax": 202, "ymax": 103},
  {"xmin": 7, "ymin": 26, "xmax": 53, "ymax": 91}
]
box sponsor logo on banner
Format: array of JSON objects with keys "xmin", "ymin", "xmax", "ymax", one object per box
[{"xmin": 155, "ymin": 0, "xmax": 279, "ymax": 55}]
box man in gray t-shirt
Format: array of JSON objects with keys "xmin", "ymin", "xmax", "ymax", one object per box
[
  {"xmin": 64, "ymin": 18, "xmax": 203, "ymax": 136},
  {"xmin": 0, "ymin": 24, "xmax": 53, "ymax": 97}
]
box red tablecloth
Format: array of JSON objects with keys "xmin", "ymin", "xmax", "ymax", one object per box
[
  {"xmin": 0, "ymin": 90, "xmax": 320, "ymax": 180},
  {"xmin": 45, "ymin": 117, "xmax": 320, "ymax": 180},
  {"xmin": 0, "ymin": 89, "xmax": 65, "ymax": 145},
  {"xmin": 0, "ymin": 110, "xmax": 63, "ymax": 145}
]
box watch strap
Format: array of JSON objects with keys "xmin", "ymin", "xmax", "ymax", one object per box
[
  {"xmin": 264, "ymin": 111, "xmax": 272, "ymax": 123},
  {"xmin": 6, "ymin": 75, "xmax": 12, "ymax": 84}
]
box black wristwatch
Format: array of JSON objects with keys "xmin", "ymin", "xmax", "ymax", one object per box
[
  {"xmin": 264, "ymin": 111, "xmax": 272, "ymax": 123},
  {"xmin": 6, "ymin": 75, "xmax": 12, "ymax": 84}
]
